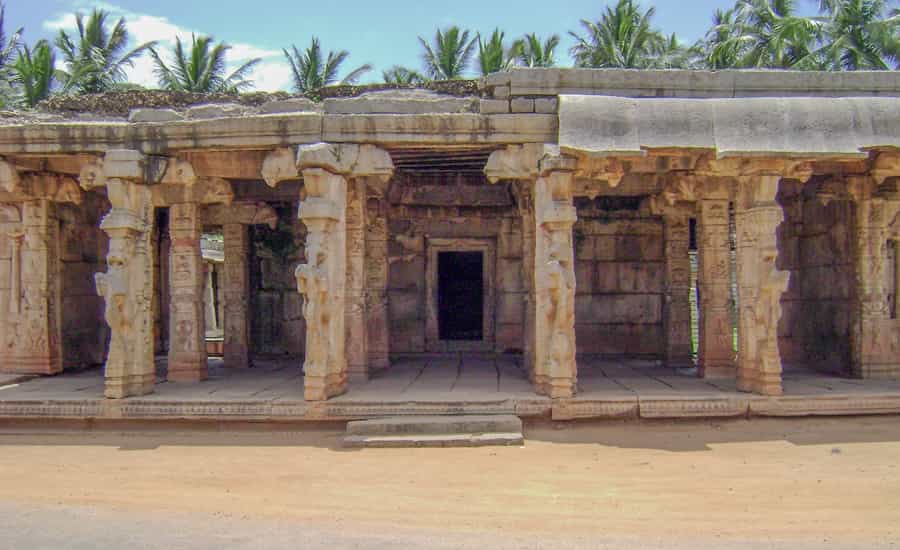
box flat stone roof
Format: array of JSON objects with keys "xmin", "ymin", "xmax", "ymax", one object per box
[
  {"xmin": 0, "ymin": 70, "xmax": 897, "ymax": 156},
  {"xmin": 559, "ymin": 95, "xmax": 900, "ymax": 158},
  {"xmin": 485, "ymin": 68, "xmax": 900, "ymax": 98}
]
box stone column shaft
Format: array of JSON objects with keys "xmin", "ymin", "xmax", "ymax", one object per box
[
  {"xmin": 0, "ymin": 198, "xmax": 62, "ymax": 374},
  {"xmin": 167, "ymin": 202, "xmax": 207, "ymax": 382},
  {"xmin": 345, "ymin": 178, "xmax": 368, "ymax": 381},
  {"xmin": 697, "ymin": 199, "xmax": 736, "ymax": 378},
  {"xmin": 203, "ymin": 263, "xmax": 218, "ymax": 333},
  {"xmin": 519, "ymin": 184, "xmax": 537, "ymax": 380},
  {"xmin": 95, "ymin": 182, "xmax": 157, "ymax": 399},
  {"xmin": 533, "ymin": 170, "xmax": 578, "ymax": 398},
  {"xmin": 297, "ymin": 168, "xmax": 348, "ymax": 401},
  {"xmin": 663, "ymin": 213, "xmax": 693, "ymax": 367},
  {"xmin": 223, "ymin": 223, "xmax": 250, "ymax": 369},
  {"xmin": 365, "ymin": 196, "xmax": 390, "ymax": 371}
]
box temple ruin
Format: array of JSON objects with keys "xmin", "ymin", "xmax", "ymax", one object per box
[{"xmin": 0, "ymin": 69, "xmax": 898, "ymax": 416}]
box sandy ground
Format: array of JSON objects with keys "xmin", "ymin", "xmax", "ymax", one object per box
[{"xmin": 0, "ymin": 417, "xmax": 899, "ymax": 549}]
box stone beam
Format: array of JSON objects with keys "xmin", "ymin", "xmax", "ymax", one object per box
[{"xmin": 203, "ymin": 202, "xmax": 278, "ymax": 229}]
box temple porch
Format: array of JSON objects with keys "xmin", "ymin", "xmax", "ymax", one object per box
[{"xmin": 2, "ymin": 356, "xmax": 900, "ymax": 421}]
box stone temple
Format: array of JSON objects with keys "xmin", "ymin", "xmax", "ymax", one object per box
[{"xmin": 0, "ymin": 69, "xmax": 898, "ymax": 417}]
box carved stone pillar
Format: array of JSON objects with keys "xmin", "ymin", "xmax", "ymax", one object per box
[
  {"xmin": 515, "ymin": 182, "xmax": 537, "ymax": 379},
  {"xmin": 365, "ymin": 196, "xmax": 390, "ymax": 371},
  {"xmin": 223, "ymin": 223, "xmax": 250, "ymax": 369},
  {"xmin": 533, "ymin": 159, "xmax": 579, "ymax": 399},
  {"xmin": 166, "ymin": 202, "xmax": 207, "ymax": 382},
  {"xmin": 485, "ymin": 144, "xmax": 578, "ymax": 396},
  {"xmin": 203, "ymin": 262, "xmax": 218, "ymax": 334},
  {"xmin": 663, "ymin": 211, "xmax": 694, "ymax": 367},
  {"xmin": 697, "ymin": 198, "xmax": 736, "ymax": 378},
  {"xmin": 0, "ymin": 198, "xmax": 62, "ymax": 374},
  {"xmin": 734, "ymin": 176, "xmax": 789, "ymax": 396},
  {"xmin": 80, "ymin": 151, "xmax": 160, "ymax": 398},
  {"xmin": 345, "ymin": 178, "xmax": 368, "ymax": 381},
  {"xmin": 849, "ymin": 175, "xmax": 900, "ymax": 378},
  {"xmin": 272, "ymin": 143, "xmax": 393, "ymax": 401},
  {"xmin": 296, "ymin": 167, "xmax": 348, "ymax": 400}
]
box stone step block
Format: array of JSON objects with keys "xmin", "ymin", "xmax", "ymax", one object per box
[
  {"xmin": 346, "ymin": 414, "xmax": 522, "ymax": 436},
  {"xmin": 343, "ymin": 432, "xmax": 523, "ymax": 448}
]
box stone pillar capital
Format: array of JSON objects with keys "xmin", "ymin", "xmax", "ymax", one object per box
[
  {"xmin": 0, "ymin": 157, "xmax": 21, "ymax": 194},
  {"xmin": 483, "ymin": 144, "xmax": 547, "ymax": 183},
  {"xmin": 871, "ymin": 152, "xmax": 900, "ymax": 187},
  {"xmin": 263, "ymin": 144, "xmax": 395, "ymax": 188}
]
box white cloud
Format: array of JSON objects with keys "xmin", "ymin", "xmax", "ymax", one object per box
[{"xmin": 42, "ymin": 1, "xmax": 291, "ymax": 92}]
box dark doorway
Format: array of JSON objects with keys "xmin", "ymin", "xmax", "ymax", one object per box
[{"xmin": 438, "ymin": 251, "xmax": 484, "ymax": 340}]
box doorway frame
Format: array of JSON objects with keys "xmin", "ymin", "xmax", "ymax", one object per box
[{"xmin": 425, "ymin": 238, "xmax": 495, "ymax": 352}]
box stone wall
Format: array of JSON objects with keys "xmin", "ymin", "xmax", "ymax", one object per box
[
  {"xmin": 58, "ymin": 191, "xmax": 110, "ymax": 369},
  {"xmin": 573, "ymin": 198, "xmax": 665, "ymax": 357},
  {"xmin": 385, "ymin": 175, "xmax": 524, "ymax": 354},
  {"xmin": 249, "ymin": 203, "xmax": 306, "ymax": 357},
  {"xmin": 780, "ymin": 178, "xmax": 855, "ymax": 373}
]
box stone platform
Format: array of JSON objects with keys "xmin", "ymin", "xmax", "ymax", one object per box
[{"xmin": 1, "ymin": 356, "xmax": 899, "ymax": 422}]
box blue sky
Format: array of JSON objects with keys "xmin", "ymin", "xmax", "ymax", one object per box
[{"xmin": 6, "ymin": 0, "xmax": 821, "ymax": 91}]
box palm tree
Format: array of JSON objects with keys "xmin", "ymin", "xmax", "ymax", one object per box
[
  {"xmin": 709, "ymin": 0, "xmax": 822, "ymax": 69},
  {"xmin": 569, "ymin": 0, "xmax": 666, "ymax": 68},
  {"xmin": 704, "ymin": 8, "xmax": 745, "ymax": 68},
  {"xmin": 13, "ymin": 40, "xmax": 56, "ymax": 107},
  {"xmin": 816, "ymin": 0, "xmax": 899, "ymax": 70},
  {"xmin": 511, "ymin": 33, "xmax": 560, "ymax": 67},
  {"xmin": 476, "ymin": 28, "xmax": 515, "ymax": 75},
  {"xmin": 650, "ymin": 33, "xmax": 703, "ymax": 68},
  {"xmin": 419, "ymin": 26, "xmax": 476, "ymax": 79},
  {"xmin": 54, "ymin": 9, "xmax": 156, "ymax": 93},
  {"xmin": 0, "ymin": 3, "xmax": 23, "ymax": 107},
  {"xmin": 150, "ymin": 35, "xmax": 260, "ymax": 93},
  {"xmin": 283, "ymin": 37, "xmax": 372, "ymax": 96},
  {"xmin": 382, "ymin": 65, "xmax": 427, "ymax": 85}
]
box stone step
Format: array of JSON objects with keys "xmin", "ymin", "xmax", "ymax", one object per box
[
  {"xmin": 343, "ymin": 432, "xmax": 524, "ymax": 448},
  {"xmin": 345, "ymin": 414, "xmax": 522, "ymax": 436}
]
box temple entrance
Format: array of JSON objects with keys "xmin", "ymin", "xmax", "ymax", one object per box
[
  {"xmin": 438, "ymin": 251, "xmax": 484, "ymax": 341},
  {"xmin": 425, "ymin": 238, "xmax": 496, "ymax": 352}
]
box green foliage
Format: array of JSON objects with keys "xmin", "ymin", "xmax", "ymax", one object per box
[
  {"xmin": 54, "ymin": 9, "xmax": 156, "ymax": 93},
  {"xmin": 816, "ymin": 0, "xmax": 899, "ymax": 70},
  {"xmin": 419, "ymin": 26, "xmax": 476, "ymax": 79},
  {"xmin": 283, "ymin": 37, "xmax": 372, "ymax": 97},
  {"xmin": 476, "ymin": 28, "xmax": 515, "ymax": 75},
  {"xmin": 569, "ymin": 0, "xmax": 667, "ymax": 68},
  {"xmin": 382, "ymin": 65, "xmax": 428, "ymax": 85},
  {"xmin": 0, "ymin": 3, "xmax": 22, "ymax": 108},
  {"xmin": 13, "ymin": 40, "xmax": 55, "ymax": 107},
  {"xmin": 511, "ymin": 33, "xmax": 560, "ymax": 67},
  {"xmin": 150, "ymin": 34, "xmax": 260, "ymax": 93}
]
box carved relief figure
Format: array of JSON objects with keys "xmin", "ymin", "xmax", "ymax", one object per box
[
  {"xmin": 295, "ymin": 232, "xmax": 329, "ymax": 375},
  {"xmin": 756, "ymin": 249, "xmax": 789, "ymax": 374},
  {"xmin": 544, "ymin": 228, "xmax": 575, "ymax": 379},
  {"xmin": 95, "ymin": 233, "xmax": 137, "ymax": 366}
]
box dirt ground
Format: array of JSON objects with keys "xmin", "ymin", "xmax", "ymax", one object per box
[{"xmin": 1, "ymin": 416, "xmax": 899, "ymax": 549}]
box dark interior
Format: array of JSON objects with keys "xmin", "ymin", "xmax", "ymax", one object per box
[{"xmin": 438, "ymin": 251, "xmax": 484, "ymax": 341}]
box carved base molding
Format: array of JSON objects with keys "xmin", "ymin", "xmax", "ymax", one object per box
[
  {"xmin": 105, "ymin": 372, "xmax": 155, "ymax": 400},
  {"xmin": 303, "ymin": 371, "xmax": 348, "ymax": 402}
]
